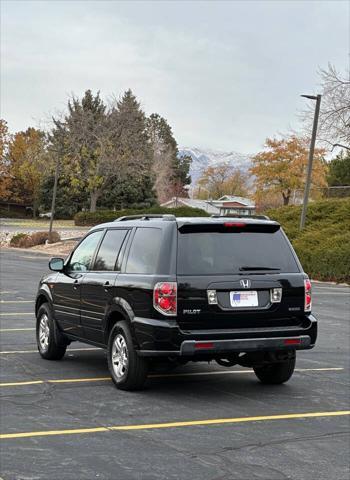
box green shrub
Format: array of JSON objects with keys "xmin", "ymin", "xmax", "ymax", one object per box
[
  {"xmin": 74, "ymin": 206, "xmax": 210, "ymax": 226},
  {"xmin": 266, "ymin": 198, "xmax": 350, "ymax": 283},
  {"xmin": 10, "ymin": 231, "xmax": 61, "ymax": 248},
  {"xmin": 0, "ymin": 209, "xmax": 27, "ymax": 219}
]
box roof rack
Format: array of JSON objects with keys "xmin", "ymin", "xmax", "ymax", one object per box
[
  {"xmin": 210, "ymin": 214, "xmax": 270, "ymax": 220},
  {"xmin": 115, "ymin": 214, "xmax": 176, "ymax": 222}
]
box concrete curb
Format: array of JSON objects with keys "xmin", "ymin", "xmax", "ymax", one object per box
[
  {"xmin": 1, "ymin": 247, "xmax": 52, "ymax": 256},
  {"xmin": 311, "ymin": 280, "xmax": 349, "ymax": 287}
]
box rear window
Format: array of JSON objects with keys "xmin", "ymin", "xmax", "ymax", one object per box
[
  {"xmin": 126, "ymin": 228, "xmax": 162, "ymax": 274},
  {"xmin": 177, "ymin": 230, "xmax": 299, "ymax": 275}
]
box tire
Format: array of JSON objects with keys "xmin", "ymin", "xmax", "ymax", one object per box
[
  {"xmin": 253, "ymin": 354, "xmax": 296, "ymax": 385},
  {"xmin": 36, "ymin": 303, "xmax": 67, "ymax": 360},
  {"xmin": 107, "ymin": 321, "xmax": 148, "ymax": 391}
]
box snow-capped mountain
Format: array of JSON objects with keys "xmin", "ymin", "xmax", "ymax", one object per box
[{"xmin": 179, "ymin": 147, "xmax": 253, "ymax": 185}]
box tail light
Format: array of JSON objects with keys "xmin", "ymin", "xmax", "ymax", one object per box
[
  {"xmin": 153, "ymin": 282, "xmax": 177, "ymax": 316},
  {"xmin": 304, "ymin": 278, "xmax": 312, "ymax": 312}
]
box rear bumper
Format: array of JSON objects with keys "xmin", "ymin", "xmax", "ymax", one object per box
[
  {"xmin": 180, "ymin": 336, "xmax": 311, "ymax": 355},
  {"xmin": 132, "ymin": 314, "xmax": 318, "ymax": 357}
]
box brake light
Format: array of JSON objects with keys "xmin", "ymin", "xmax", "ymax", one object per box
[
  {"xmin": 224, "ymin": 222, "xmax": 246, "ymax": 228},
  {"xmin": 154, "ymin": 282, "xmax": 177, "ymax": 316},
  {"xmin": 304, "ymin": 278, "xmax": 312, "ymax": 312}
]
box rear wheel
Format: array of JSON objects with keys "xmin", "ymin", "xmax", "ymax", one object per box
[
  {"xmin": 36, "ymin": 304, "xmax": 67, "ymax": 360},
  {"xmin": 107, "ymin": 321, "xmax": 148, "ymax": 391},
  {"xmin": 253, "ymin": 353, "xmax": 296, "ymax": 384}
]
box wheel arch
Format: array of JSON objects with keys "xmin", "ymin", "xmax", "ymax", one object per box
[
  {"xmin": 35, "ymin": 291, "xmax": 52, "ymax": 316},
  {"xmin": 104, "ymin": 303, "xmax": 136, "ymax": 345}
]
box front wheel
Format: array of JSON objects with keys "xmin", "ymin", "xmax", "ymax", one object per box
[
  {"xmin": 36, "ymin": 304, "xmax": 67, "ymax": 360},
  {"xmin": 107, "ymin": 321, "xmax": 148, "ymax": 391},
  {"xmin": 253, "ymin": 353, "xmax": 296, "ymax": 384}
]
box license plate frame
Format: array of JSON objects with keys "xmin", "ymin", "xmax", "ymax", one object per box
[{"xmin": 230, "ymin": 290, "xmax": 259, "ymax": 308}]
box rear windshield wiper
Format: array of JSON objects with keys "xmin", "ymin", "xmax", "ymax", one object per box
[{"xmin": 239, "ymin": 266, "xmax": 281, "ymax": 271}]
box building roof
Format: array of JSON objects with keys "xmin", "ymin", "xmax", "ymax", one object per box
[
  {"xmin": 161, "ymin": 196, "xmax": 255, "ymax": 212},
  {"xmin": 216, "ymin": 195, "xmax": 255, "ymax": 207},
  {"xmin": 161, "ymin": 197, "xmax": 220, "ymax": 214}
]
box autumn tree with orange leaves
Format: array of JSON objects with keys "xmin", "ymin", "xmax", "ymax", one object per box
[
  {"xmin": 7, "ymin": 128, "xmax": 51, "ymax": 216},
  {"xmin": 251, "ymin": 136, "xmax": 328, "ymax": 206},
  {"xmin": 196, "ymin": 163, "xmax": 248, "ymax": 199},
  {"xmin": 0, "ymin": 119, "xmax": 13, "ymax": 200}
]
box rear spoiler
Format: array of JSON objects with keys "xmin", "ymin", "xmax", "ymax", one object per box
[{"xmin": 178, "ymin": 222, "xmax": 280, "ymax": 234}]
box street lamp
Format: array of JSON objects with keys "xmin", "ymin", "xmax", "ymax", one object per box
[
  {"xmin": 48, "ymin": 155, "xmax": 59, "ymax": 243},
  {"xmin": 300, "ymin": 94, "xmax": 322, "ymax": 230}
]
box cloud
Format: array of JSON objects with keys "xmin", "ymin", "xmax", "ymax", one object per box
[{"xmin": 1, "ymin": 0, "xmax": 348, "ymax": 152}]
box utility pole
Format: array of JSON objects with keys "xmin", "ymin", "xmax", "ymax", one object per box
[
  {"xmin": 300, "ymin": 94, "xmax": 322, "ymax": 230},
  {"xmin": 48, "ymin": 154, "xmax": 59, "ymax": 243}
]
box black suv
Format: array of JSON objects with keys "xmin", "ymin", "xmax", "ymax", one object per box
[{"xmin": 35, "ymin": 214, "xmax": 317, "ymax": 390}]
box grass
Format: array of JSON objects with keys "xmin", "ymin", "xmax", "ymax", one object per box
[{"xmin": 266, "ymin": 197, "xmax": 350, "ymax": 283}]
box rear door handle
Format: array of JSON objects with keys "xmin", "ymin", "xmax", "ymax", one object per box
[{"xmin": 73, "ymin": 280, "xmax": 80, "ymax": 290}]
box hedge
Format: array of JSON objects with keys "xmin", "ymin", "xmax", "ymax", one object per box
[
  {"xmin": 74, "ymin": 199, "xmax": 350, "ymax": 283},
  {"xmin": 74, "ymin": 206, "xmax": 210, "ymax": 226},
  {"xmin": 266, "ymin": 198, "xmax": 350, "ymax": 283}
]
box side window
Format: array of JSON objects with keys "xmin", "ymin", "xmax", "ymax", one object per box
[
  {"xmin": 93, "ymin": 229, "xmax": 128, "ymax": 271},
  {"xmin": 126, "ymin": 228, "xmax": 162, "ymax": 274},
  {"xmin": 68, "ymin": 230, "xmax": 103, "ymax": 272}
]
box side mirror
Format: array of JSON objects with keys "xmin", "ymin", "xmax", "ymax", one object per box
[{"xmin": 49, "ymin": 257, "xmax": 64, "ymax": 272}]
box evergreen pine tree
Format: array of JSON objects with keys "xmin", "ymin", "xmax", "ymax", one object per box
[
  {"xmin": 107, "ymin": 90, "xmax": 156, "ymax": 207},
  {"xmin": 147, "ymin": 113, "xmax": 191, "ymax": 202}
]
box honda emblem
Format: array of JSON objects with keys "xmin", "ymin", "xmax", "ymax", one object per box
[{"xmin": 240, "ymin": 279, "xmax": 251, "ymax": 288}]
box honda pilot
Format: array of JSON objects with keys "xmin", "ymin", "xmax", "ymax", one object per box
[{"xmin": 35, "ymin": 214, "xmax": 317, "ymax": 390}]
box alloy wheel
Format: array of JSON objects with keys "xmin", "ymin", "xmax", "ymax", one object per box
[
  {"xmin": 39, "ymin": 314, "xmax": 50, "ymax": 351},
  {"xmin": 111, "ymin": 334, "xmax": 129, "ymax": 380}
]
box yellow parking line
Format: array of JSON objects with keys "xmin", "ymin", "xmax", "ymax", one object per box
[
  {"xmin": 0, "ymin": 367, "xmax": 344, "ymax": 387},
  {"xmin": 1, "ymin": 410, "xmax": 349, "ymax": 440},
  {"xmin": 49, "ymin": 377, "xmax": 111, "ymax": 384},
  {"xmin": 0, "ymin": 347, "xmax": 100, "ymax": 355},
  {"xmin": 0, "ymin": 328, "xmax": 35, "ymax": 332},
  {"xmin": 0, "ymin": 380, "xmax": 44, "ymax": 387}
]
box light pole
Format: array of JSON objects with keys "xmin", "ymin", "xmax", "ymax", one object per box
[
  {"xmin": 300, "ymin": 94, "xmax": 322, "ymax": 230},
  {"xmin": 48, "ymin": 152, "xmax": 60, "ymax": 243},
  {"xmin": 48, "ymin": 140, "xmax": 62, "ymax": 243}
]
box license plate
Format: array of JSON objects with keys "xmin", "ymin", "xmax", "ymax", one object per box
[{"xmin": 230, "ymin": 290, "xmax": 258, "ymax": 307}]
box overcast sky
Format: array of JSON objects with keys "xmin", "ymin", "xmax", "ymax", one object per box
[{"xmin": 1, "ymin": 0, "xmax": 349, "ymax": 153}]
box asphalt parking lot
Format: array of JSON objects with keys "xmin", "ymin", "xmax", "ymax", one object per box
[{"xmin": 0, "ymin": 249, "xmax": 349, "ymax": 480}]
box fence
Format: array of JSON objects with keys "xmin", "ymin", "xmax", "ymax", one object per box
[{"xmin": 290, "ymin": 186, "xmax": 350, "ymax": 205}]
